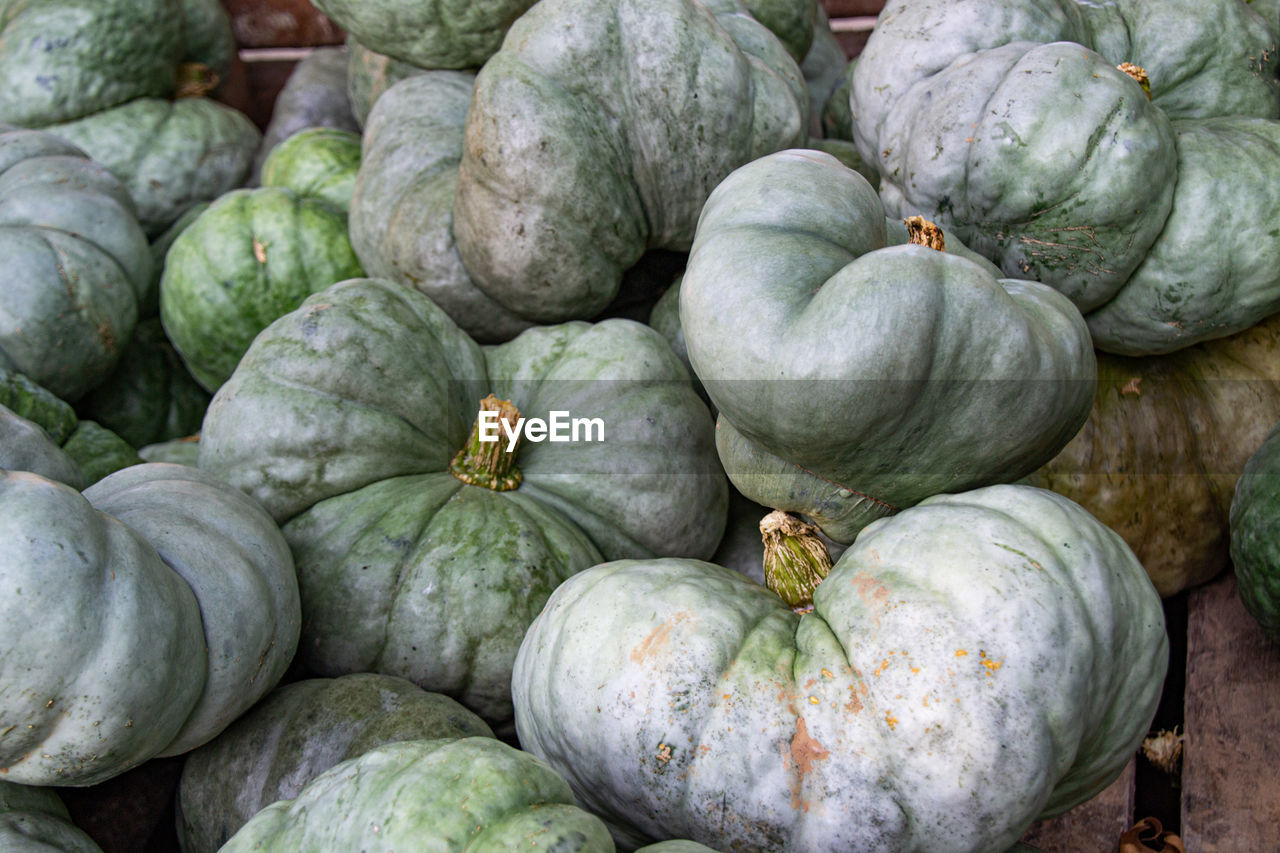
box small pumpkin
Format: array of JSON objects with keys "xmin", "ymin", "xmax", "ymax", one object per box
[
  {"xmin": 177, "ymin": 673, "xmax": 494, "ymax": 853},
  {"xmin": 1230, "ymin": 420, "xmax": 1280, "ymax": 640},
  {"xmin": 680, "ymin": 149, "xmax": 1095, "ymax": 542},
  {"xmin": 0, "ymin": 464, "xmax": 300, "ymax": 786},
  {"xmin": 512, "ymin": 485, "xmax": 1167, "ymax": 851},
  {"xmin": 255, "ymin": 47, "xmax": 360, "ymax": 176},
  {"xmin": 0, "ymin": 779, "xmax": 101, "ymax": 852},
  {"xmin": 260, "ymin": 127, "xmax": 363, "ymax": 214}
]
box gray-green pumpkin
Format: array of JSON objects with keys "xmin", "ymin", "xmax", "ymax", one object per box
[
  {"xmin": 254, "ymin": 46, "xmax": 360, "ymax": 176},
  {"xmin": 45, "ymin": 96, "xmax": 260, "ymax": 236},
  {"xmin": 345, "ymin": 36, "xmax": 430, "ymax": 127},
  {"xmin": 1230, "ymin": 420, "xmax": 1280, "ymax": 640},
  {"xmin": 680, "ymin": 149, "xmax": 1096, "ymax": 542},
  {"xmin": 220, "ymin": 738, "xmax": 615, "ymax": 852},
  {"xmin": 177, "ymin": 673, "xmax": 495, "ymax": 853},
  {"xmin": 159, "ymin": 186, "xmax": 365, "ymax": 392},
  {"xmin": 198, "ymin": 277, "xmax": 727, "ymax": 728},
  {"xmin": 512, "ymin": 484, "xmax": 1167, "ymax": 851},
  {"xmin": 0, "ymin": 125, "xmax": 152, "ymax": 401},
  {"xmin": 850, "ymin": 0, "xmax": 1280, "ymax": 354},
  {"xmin": 0, "ymin": 779, "xmax": 101, "ymax": 852},
  {"xmin": 0, "ymin": 464, "xmax": 299, "ymax": 786},
  {"xmin": 451, "ymin": 0, "xmax": 808, "ymax": 326},
  {"xmin": 260, "ymin": 127, "xmax": 362, "ymax": 213}
]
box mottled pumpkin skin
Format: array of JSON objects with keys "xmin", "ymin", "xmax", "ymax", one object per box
[
  {"xmin": 513, "ymin": 485, "xmax": 1167, "ymax": 852},
  {"xmin": 159, "ymin": 186, "xmax": 365, "ymax": 392},
  {"xmin": 177, "ymin": 674, "xmax": 494, "ymax": 853},
  {"xmin": 0, "ymin": 126, "xmax": 152, "ymax": 401},
  {"xmin": 345, "ymin": 37, "xmax": 428, "ymax": 127},
  {"xmin": 851, "ymin": 0, "xmax": 1280, "ymax": 354},
  {"xmin": 0, "ymin": 464, "xmax": 299, "ymax": 786},
  {"xmin": 1028, "ymin": 313, "xmax": 1280, "ymax": 596},
  {"xmin": 255, "ymin": 47, "xmax": 359, "ymax": 176},
  {"xmin": 0, "ymin": 0, "xmax": 184, "ymax": 127},
  {"xmin": 198, "ymin": 278, "xmax": 726, "ymax": 727},
  {"xmin": 260, "ymin": 127, "xmax": 362, "ymax": 213},
  {"xmin": 681, "ymin": 149, "xmax": 1096, "ymax": 542},
  {"xmin": 1230, "ymin": 423, "xmax": 1280, "ymax": 639},
  {"xmin": 45, "ymin": 97, "xmax": 260, "ymax": 236},
  {"xmin": 313, "ymin": 0, "xmax": 538, "ymax": 69},
  {"xmin": 453, "ymin": 0, "xmax": 808, "ymax": 325},
  {"xmin": 0, "ymin": 779, "xmax": 101, "ymax": 852}
]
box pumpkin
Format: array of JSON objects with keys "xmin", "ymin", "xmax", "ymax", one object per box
[
  {"xmin": 1230, "ymin": 421, "xmax": 1280, "ymax": 640},
  {"xmin": 451, "ymin": 0, "xmax": 808, "ymax": 327},
  {"xmin": 74, "ymin": 318, "xmax": 210, "ymax": 449},
  {"xmin": 349, "ymin": 71, "xmax": 534, "ymax": 343},
  {"xmin": 512, "ymin": 484, "xmax": 1167, "ymax": 851},
  {"xmin": 220, "ymin": 738, "xmax": 616, "ymax": 851},
  {"xmin": 0, "ymin": 463, "xmax": 300, "ymax": 785},
  {"xmin": 680, "ymin": 149, "xmax": 1096, "ymax": 542},
  {"xmin": 254, "ymin": 47, "xmax": 360, "ymax": 176},
  {"xmin": 45, "ymin": 96, "xmax": 261, "ymax": 236},
  {"xmin": 179, "ymin": 0, "xmax": 237, "ymax": 84},
  {"xmin": 0, "ymin": 125, "xmax": 152, "ymax": 401},
  {"xmin": 260, "ymin": 127, "xmax": 363, "ymax": 213},
  {"xmin": 1027, "ymin": 312, "xmax": 1280, "ymax": 596},
  {"xmin": 0, "ymin": 404, "xmax": 85, "ymax": 488},
  {"xmin": 0, "ymin": 780, "xmax": 101, "ymax": 852},
  {"xmin": 345, "ymin": 37, "xmax": 429, "ymax": 128},
  {"xmin": 850, "ymin": 0, "xmax": 1280, "ymax": 355},
  {"xmin": 60, "ymin": 420, "xmax": 143, "ymax": 486},
  {"xmin": 177, "ymin": 673, "xmax": 494, "ymax": 853},
  {"xmin": 800, "ymin": 6, "xmax": 847, "ymax": 139},
  {"xmin": 138, "ymin": 435, "xmax": 201, "ymax": 467},
  {"xmin": 312, "ymin": 0, "xmax": 539, "ymax": 70},
  {"xmin": 197, "ymin": 277, "xmax": 726, "ymax": 728},
  {"xmin": 159, "ymin": 186, "xmax": 365, "ymax": 392}
]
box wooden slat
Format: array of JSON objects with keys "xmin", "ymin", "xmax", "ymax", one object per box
[
  {"xmin": 821, "ymin": 0, "xmax": 887, "ymax": 17},
  {"xmin": 1181, "ymin": 571, "xmax": 1280, "ymax": 850},
  {"xmin": 1020, "ymin": 760, "xmax": 1135, "ymax": 852},
  {"xmin": 221, "ymin": 0, "xmax": 344, "ymax": 48}
]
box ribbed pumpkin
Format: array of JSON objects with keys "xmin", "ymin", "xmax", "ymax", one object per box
[
  {"xmin": 0, "ymin": 779, "xmax": 100, "ymax": 852},
  {"xmin": 850, "ymin": 0, "xmax": 1280, "ymax": 354},
  {"xmin": 1230, "ymin": 419, "xmax": 1280, "ymax": 640},
  {"xmin": 254, "ymin": 46, "xmax": 359, "ymax": 176},
  {"xmin": 259, "ymin": 127, "xmax": 362, "ymax": 213}
]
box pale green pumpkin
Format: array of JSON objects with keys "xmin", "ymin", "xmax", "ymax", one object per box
[
  {"xmin": 512, "ymin": 485, "xmax": 1167, "ymax": 852},
  {"xmin": 0, "ymin": 779, "xmax": 101, "ymax": 852}
]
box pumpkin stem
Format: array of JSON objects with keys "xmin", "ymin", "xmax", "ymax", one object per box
[
  {"xmin": 175, "ymin": 62, "xmax": 220, "ymax": 99},
  {"xmin": 904, "ymin": 216, "xmax": 946, "ymax": 251},
  {"xmin": 450, "ymin": 394, "xmax": 523, "ymax": 491},
  {"xmin": 1117, "ymin": 62, "xmax": 1151, "ymax": 99},
  {"xmin": 760, "ymin": 510, "xmax": 833, "ymax": 612}
]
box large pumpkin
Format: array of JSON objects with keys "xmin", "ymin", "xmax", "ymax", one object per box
[
  {"xmin": 850, "ymin": 0, "xmax": 1280, "ymax": 354},
  {"xmin": 451, "ymin": 0, "xmax": 808, "ymax": 327},
  {"xmin": 512, "ymin": 484, "xmax": 1167, "ymax": 851},
  {"xmin": 198, "ymin": 277, "xmax": 726, "ymax": 728},
  {"xmin": 1230, "ymin": 420, "xmax": 1280, "ymax": 640},
  {"xmin": 177, "ymin": 673, "xmax": 494, "ymax": 852},
  {"xmin": 0, "ymin": 126, "xmax": 152, "ymax": 401},
  {"xmin": 1028, "ymin": 312, "xmax": 1280, "ymax": 596},
  {"xmin": 680, "ymin": 149, "xmax": 1096, "ymax": 542},
  {"xmin": 0, "ymin": 464, "xmax": 300, "ymax": 785}
]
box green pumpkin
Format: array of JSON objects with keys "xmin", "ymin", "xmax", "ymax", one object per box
[
  {"xmin": 198, "ymin": 277, "xmax": 726, "ymax": 727},
  {"xmin": 743, "ymin": 0, "xmax": 815, "ymax": 61},
  {"xmin": 0, "ymin": 0, "xmax": 184, "ymax": 127},
  {"xmin": 350, "ymin": 72, "xmax": 534, "ymax": 343},
  {"xmin": 345, "ymin": 37, "xmax": 429, "ymax": 127},
  {"xmin": 177, "ymin": 674, "xmax": 494, "ymax": 853},
  {"xmin": 512, "ymin": 484, "xmax": 1167, "ymax": 851},
  {"xmin": 138, "ymin": 435, "xmax": 201, "ymax": 467},
  {"xmin": 45, "ymin": 96, "xmax": 260, "ymax": 236},
  {"xmin": 451, "ymin": 0, "xmax": 808, "ymax": 326},
  {"xmin": 74, "ymin": 318, "xmax": 210, "ymax": 448},
  {"xmin": 159, "ymin": 186, "xmax": 365, "ymax": 392},
  {"xmin": 800, "ymin": 6, "xmax": 846, "ymax": 137},
  {"xmin": 0, "ymin": 464, "xmax": 300, "ymax": 786},
  {"xmin": 1230, "ymin": 421, "xmax": 1280, "ymax": 640},
  {"xmin": 313, "ymin": 0, "xmax": 538, "ymax": 70},
  {"xmin": 680, "ymin": 149, "xmax": 1096, "ymax": 542},
  {"xmin": 221, "ymin": 738, "xmax": 615, "ymax": 851},
  {"xmin": 179, "ymin": 0, "xmax": 237, "ymax": 84},
  {"xmin": 1028, "ymin": 313, "xmax": 1280, "ymax": 596},
  {"xmin": 255, "ymin": 47, "xmax": 360, "ymax": 175},
  {"xmin": 0, "ymin": 404, "xmax": 85, "ymax": 487},
  {"xmin": 260, "ymin": 127, "xmax": 362, "ymax": 213},
  {"xmin": 61, "ymin": 420, "xmax": 143, "ymax": 485},
  {"xmin": 851, "ymin": 0, "xmax": 1280, "ymax": 354},
  {"xmin": 0, "ymin": 126, "xmax": 152, "ymax": 401},
  {"xmin": 0, "ymin": 779, "xmax": 101, "ymax": 852}
]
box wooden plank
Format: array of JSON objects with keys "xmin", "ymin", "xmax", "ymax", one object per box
[
  {"xmin": 1181, "ymin": 571, "xmax": 1280, "ymax": 850},
  {"xmin": 221, "ymin": 0, "xmax": 345, "ymax": 48},
  {"xmin": 821, "ymin": 0, "xmax": 887, "ymax": 17},
  {"xmin": 1020, "ymin": 760, "xmax": 1135, "ymax": 852}
]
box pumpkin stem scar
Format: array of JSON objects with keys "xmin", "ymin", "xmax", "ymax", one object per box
[
  {"xmin": 449, "ymin": 394, "xmax": 523, "ymax": 491},
  {"xmin": 904, "ymin": 216, "xmax": 945, "ymax": 251},
  {"xmin": 760, "ymin": 510, "xmax": 833, "ymax": 610},
  {"xmin": 1117, "ymin": 62, "xmax": 1151, "ymax": 99},
  {"xmin": 175, "ymin": 62, "xmax": 220, "ymax": 99}
]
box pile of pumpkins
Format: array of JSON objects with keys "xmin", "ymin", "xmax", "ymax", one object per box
[{"xmin": 0, "ymin": 0, "xmax": 1277, "ymax": 850}]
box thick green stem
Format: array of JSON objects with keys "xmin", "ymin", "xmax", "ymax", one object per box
[
  {"xmin": 760, "ymin": 510, "xmax": 833, "ymax": 612},
  {"xmin": 450, "ymin": 394, "xmax": 523, "ymax": 491}
]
